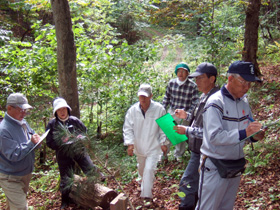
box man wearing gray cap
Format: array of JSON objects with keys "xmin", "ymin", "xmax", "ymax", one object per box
[
  {"xmin": 174, "ymin": 62, "xmax": 219, "ymax": 210},
  {"xmin": 196, "ymin": 61, "xmax": 266, "ymax": 210},
  {"xmin": 123, "ymin": 84, "xmax": 168, "ymax": 201},
  {"xmin": 0, "ymin": 93, "xmax": 40, "ymax": 209}
]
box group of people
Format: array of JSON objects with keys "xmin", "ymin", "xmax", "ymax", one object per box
[
  {"xmin": 123, "ymin": 60, "xmax": 266, "ymax": 210},
  {"xmin": 0, "ymin": 94, "xmax": 104, "ymax": 209},
  {"xmin": 0, "ymin": 60, "xmax": 266, "ymax": 210}
]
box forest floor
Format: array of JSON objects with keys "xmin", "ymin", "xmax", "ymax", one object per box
[{"xmin": 19, "ymin": 63, "xmax": 280, "ymax": 210}]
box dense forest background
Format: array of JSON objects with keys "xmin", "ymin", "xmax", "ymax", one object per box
[{"xmin": 0, "ymin": 0, "xmax": 280, "ymax": 209}]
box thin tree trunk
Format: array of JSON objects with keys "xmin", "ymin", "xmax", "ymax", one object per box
[
  {"xmin": 51, "ymin": 0, "xmax": 80, "ymax": 118},
  {"xmin": 242, "ymin": 0, "xmax": 261, "ymax": 76}
]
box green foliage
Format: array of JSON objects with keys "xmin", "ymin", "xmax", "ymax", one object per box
[
  {"xmin": 31, "ymin": 160, "xmax": 60, "ymax": 193},
  {"xmin": 245, "ymin": 149, "xmax": 272, "ymax": 175},
  {"xmin": 264, "ymin": 41, "xmax": 280, "ymax": 63}
]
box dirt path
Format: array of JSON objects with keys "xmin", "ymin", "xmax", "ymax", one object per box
[{"xmin": 143, "ymin": 28, "xmax": 185, "ymax": 74}]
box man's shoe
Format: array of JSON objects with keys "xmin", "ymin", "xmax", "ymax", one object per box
[
  {"xmin": 143, "ymin": 197, "xmax": 153, "ymax": 207},
  {"xmin": 60, "ymin": 202, "xmax": 68, "ymax": 209}
]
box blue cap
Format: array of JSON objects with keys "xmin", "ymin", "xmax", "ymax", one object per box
[
  {"xmin": 228, "ymin": 61, "xmax": 261, "ymax": 82},
  {"xmin": 189, "ymin": 62, "xmax": 217, "ymax": 78}
]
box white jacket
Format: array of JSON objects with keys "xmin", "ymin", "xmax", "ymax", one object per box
[{"xmin": 123, "ymin": 100, "xmax": 167, "ymax": 156}]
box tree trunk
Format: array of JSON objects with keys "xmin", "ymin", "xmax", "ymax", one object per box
[
  {"xmin": 51, "ymin": 0, "xmax": 80, "ymax": 118},
  {"xmin": 242, "ymin": 0, "xmax": 261, "ymax": 76},
  {"xmin": 69, "ymin": 175, "xmax": 118, "ymax": 210}
]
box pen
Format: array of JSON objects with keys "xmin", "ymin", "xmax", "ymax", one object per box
[{"xmin": 247, "ymin": 116, "xmax": 255, "ymax": 122}]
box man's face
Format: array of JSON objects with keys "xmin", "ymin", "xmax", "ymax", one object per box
[
  {"xmin": 177, "ymin": 68, "xmax": 189, "ymax": 81},
  {"xmin": 195, "ymin": 73, "xmax": 215, "ymax": 94},
  {"xmin": 229, "ymin": 75, "xmax": 251, "ymax": 98},
  {"xmin": 56, "ymin": 107, "xmax": 69, "ymax": 120},
  {"xmin": 8, "ymin": 106, "xmax": 27, "ymax": 121},
  {"xmin": 139, "ymin": 95, "xmax": 152, "ymax": 111}
]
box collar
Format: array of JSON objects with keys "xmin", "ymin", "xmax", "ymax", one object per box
[
  {"xmin": 139, "ymin": 102, "xmax": 151, "ymax": 113},
  {"xmin": 58, "ymin": 115, "xmax": 69, "ymax": 122},
  {"xmin": 6, "ymin": 112, "xmax": 25, "ymax": 125},
  {"xmin": 200, "ymin": 85, "xmax": 219, "ymax": 102},
  {"xmin": 176, "ymin": 77, "xmax": 188, "ymax": 86},
  {"xmin": 221, "ymin": 85, "xmax": 247, "ymax": 101}
]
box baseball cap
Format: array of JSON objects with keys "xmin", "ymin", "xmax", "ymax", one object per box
[
  {"xmin": 189, "ymin": 62, "xmax": 217, "ymax": 78},
  {"xmin": 228, "ymin": 61, "xmax": 261, "ymax": 82},
  {"xmin": 175, "ymin": 63, "xmax": 190, "ymax": 75},
  {"xmin": 137, "ymin": 84, "xmax": 152, "ymax": 97},
  {"xmin": 53, "ymin": 98, "xmax": 72, "ymax": 115},
  {"xmin": 6, "ymin": 93, "xmax": 33, "ymax": 109}
]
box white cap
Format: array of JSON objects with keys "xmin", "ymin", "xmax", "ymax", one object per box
[
  {"xmin": 6, "ymin": 93, "xmax": 33, "ymax": 109},
  {"xmin": 137, "ymin": 84, "xmax": 152, "ymax": 97},
  {"xmin": 53, "ymin": 98, "xmax": 72, "ymax": 115}
]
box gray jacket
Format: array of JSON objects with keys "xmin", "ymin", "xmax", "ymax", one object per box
[
  {"xmin": 0, "ymin": 113, "xmax": 35, "ymax": 176},
  {"xmin": 201, "ymin": 85, "xmax": 254, "ymax": 160}
]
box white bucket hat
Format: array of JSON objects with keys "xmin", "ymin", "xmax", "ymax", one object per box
[{"xmin": 53, "ymin": 98, "xmax": 72, "ymax": 115}]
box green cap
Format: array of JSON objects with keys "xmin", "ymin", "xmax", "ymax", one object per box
[{"xmin": 175, "ymin": 63, "xmax": 190, "ymax": 75}]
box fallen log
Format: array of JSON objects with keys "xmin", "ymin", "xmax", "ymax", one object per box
[{"xmin": 69, "ymin": 175, "xmax": 118, "ymax": 209}]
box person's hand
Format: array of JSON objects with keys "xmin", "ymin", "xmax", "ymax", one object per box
[
  {"xmin": 31, "ymin": 134, "xmax": 40, "ymax": 144},
  {"xmin": 246, "ymin": 121, "xmax": 264, "ymax": 141},
  {"xmin": 173, "ymin": 125, "xmax": 187, "ymax": 135},
  {"xmin": 77, "ymin": 134, "xmax": 86, "ymax": 140},
  {"xmin": 161, "ymin": 145, "xmax": 168, "ymax": 155},
  {"xmin": 175, "ymin": 109, "xmax": 187, "ymax": 119},
  {"xmin": 127, "ymin": 145, "xmax": 134, "ymax": 156},
  {"xmin": 62, "ymin": 136, "xmax": 69, "ymax": 143}
]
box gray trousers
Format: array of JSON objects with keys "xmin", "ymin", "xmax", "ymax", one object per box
[{"xmin": 196, "ymin": 158, "xmax": 240, "ymax": 210}]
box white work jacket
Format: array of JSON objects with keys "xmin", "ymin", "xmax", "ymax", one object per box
[{"xmin": 123, "ymin": 100, "xmax": 167, "ymax": 157}]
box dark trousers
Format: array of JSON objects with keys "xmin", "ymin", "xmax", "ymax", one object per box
[
  {"xmin": 57, "ymin": 152, "xmax": 96, "ymax": 204},
  {"xmin": 179, "ymin": 152, "xmax": 200, "ymax": 210}
]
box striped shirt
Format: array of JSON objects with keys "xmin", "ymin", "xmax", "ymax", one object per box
[{"xmin": 162, "ymin": 78, "xmax": 199, "ymax": 113}]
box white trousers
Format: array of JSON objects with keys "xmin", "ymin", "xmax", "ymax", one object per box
[
  {"xmin": 0, "ymin": 172, "xmax": 32, "ymax": 210},
  {"xmin": 196, "ymin": 158, "xmax": 240, "ymax": 210},
  {"xmin": 137, "ymin": 154, "xmax": 159, "ymax": 198}
]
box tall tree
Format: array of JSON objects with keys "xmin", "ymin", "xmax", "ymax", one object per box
[
  {"xmin": 51, "ymin": 0, "xmax": 80, "ymax": 118},
  {"xmin": 242, "ymin": 0, "xmax": 261, "ymax": 76}
]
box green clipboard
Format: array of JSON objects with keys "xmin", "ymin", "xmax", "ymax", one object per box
[{"xmin": 156, "ymin": 113, "xmax": 188, "ymax": 145}]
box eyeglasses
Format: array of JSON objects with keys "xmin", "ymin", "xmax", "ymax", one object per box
[
  {"xmin": 12, "ymin": 106, "xmax": 27, "ymax": 114},
  {"xmin": 235, "ymin": 76, "xmax": 251, "ymax": 86}
]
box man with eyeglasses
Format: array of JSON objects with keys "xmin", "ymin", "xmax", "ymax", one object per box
[
  {"xmin": 196, "ymin": 61, "xmax": 266, "ymax": 210},
  {"xmin": 0, "ymin": 93, "xmax": 40, "ymax": 210}
]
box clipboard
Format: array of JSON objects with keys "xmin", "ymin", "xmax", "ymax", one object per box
[
  {"xmin": 156, "ymin": 113, "xmax": 188, "ymax": 145},
  {"xmin": 236, "ymin": 118, "xmax": 280, "ymax": 145},
  {"xmin": 24, "ymin": 129, "xmax": 50, "ymax": 157}
]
